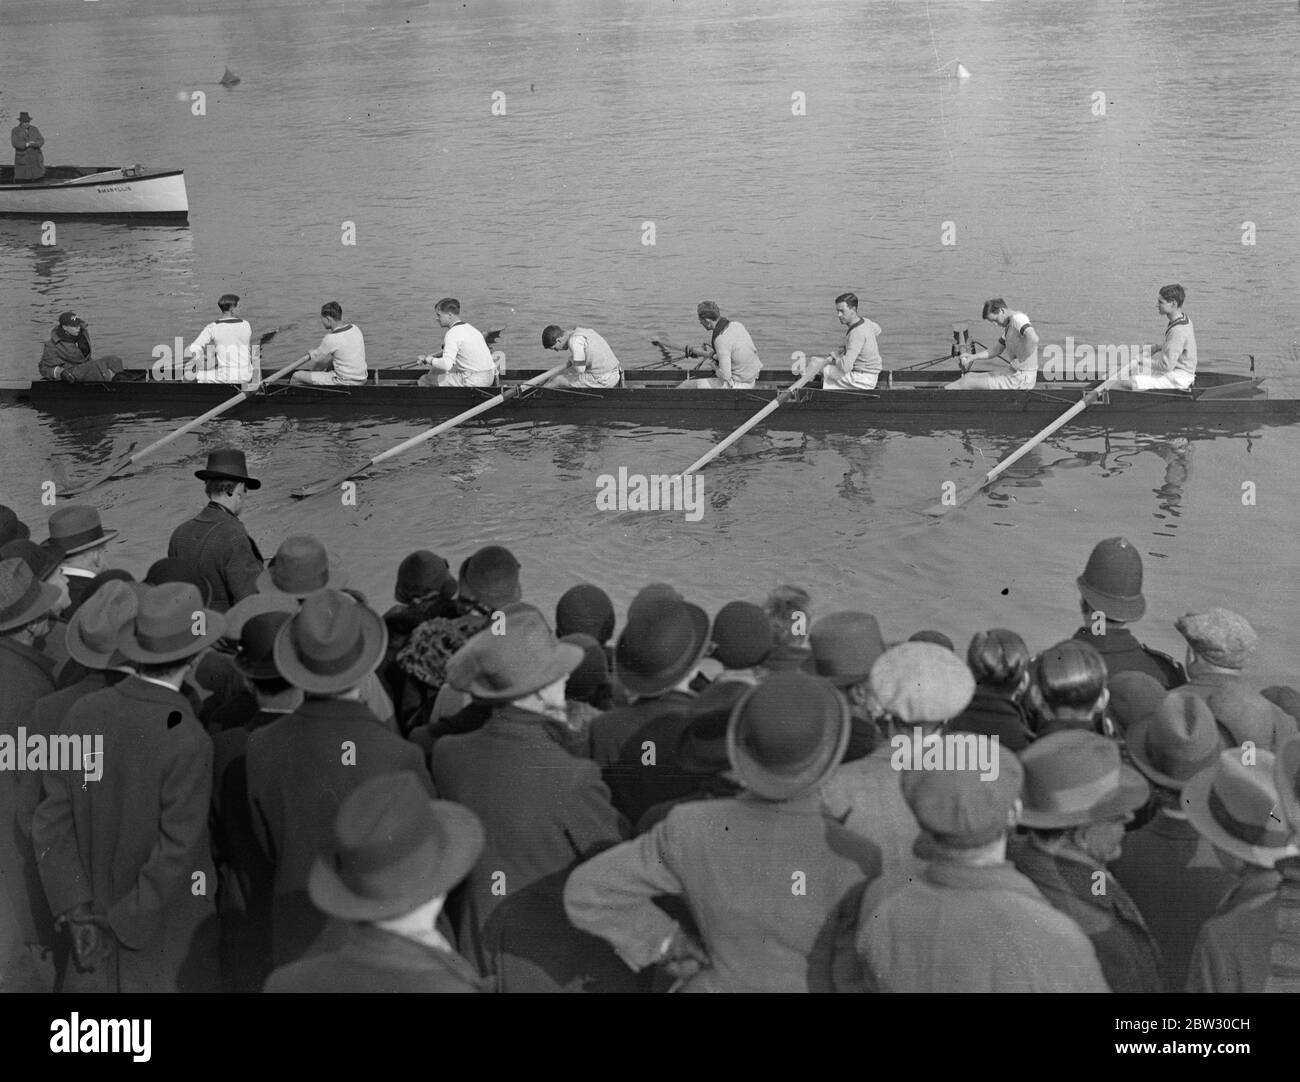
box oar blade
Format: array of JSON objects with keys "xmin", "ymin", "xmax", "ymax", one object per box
[
  {"xmin": 290, "ymin": 463, "xmax": 367, "ymax": 500},
  {"xmin": 60, "ymin": 442, "xmax": 140, "ymax": 499}
]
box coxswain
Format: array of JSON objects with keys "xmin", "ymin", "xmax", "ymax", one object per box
[
  {"xmin": 185, "ymin": 293, "xmax": 255, "ymax": 384},
  {"xmin": 798, "ymin": 293, "xmax": 883, "ymax": 391},
  {"xmin": 417, "ymin": 298, "xmax": 496, "ymax": 388},
  {"xmin": 682, "ymin": 302, "xmax": 762, "ymax": 389},
  {"xmin": 541, "ymin": 324, "xmax": 622, "ymax": 387},
  {"xmin": 1115, "ymin": 284, "xmax": 1196, "ymax": 391},
  {"xmin": 38, "ymin": 312, "xmax": 123, "ymax": 383},
  {"xmin": 289, "ymin": 301, "xmax": 367, "ymax": 386},
  {"xmin": 10, "ymin": 111, "xmax": 44, "ymax": 182},
  {"xmin": 945, "ymin": 298, "xmax": 1039, "ymax": 390}
]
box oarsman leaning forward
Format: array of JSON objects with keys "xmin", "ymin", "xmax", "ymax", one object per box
[
  {"xmin": 290, "ymin": 301, "xmax": 367, "ymax": 387},
  {"xmin": 10, "ymin": 111, "xmax": 44, "ymax": 182},
  {"xmin": 1115, "ymin": 284, "xmax": 1197, "ymax": 391},
  {"xmin": 542, "ymin": 324, "xmax": 622, "ymax": 388},
  {"xmin": 685, "ymin": 301, "xmax": 762, "ymax": 389},
  {"xmin": 418, "ymin": 298, "xmax": 496, "ymax": 388},
  {"xmin": 945, "ymin": 298, "xmax": 1039, "ymax": 390},
  {"xmin": 167, "ymin": 449, "xmax": 265, "ymax": 613},
  {"xmin": 797, "ymin": 293, "xmax": 883, "ymax": 391},
  {"xmin": 186, "ymin": 293, "xmax": 255, "ymax": 384}
]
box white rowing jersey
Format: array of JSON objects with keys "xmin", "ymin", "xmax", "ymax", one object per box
[
  {"xmin": 187, "ymin": 317, "xmax": 254, "ymax": 383},
  {"xmin": 570, "ymin": 327, "xmax": 620, "ymax": 376},
  {"xmin": 998, "ymin": 311, "xmax": 1038, "ymax": 389},
  {"xmin": 440, "ymin": 322, "xmax": 495, "ymax": 379},
  {"xmin": 306, "ymin": 323, "xmax": 367, "ymax": 384}
]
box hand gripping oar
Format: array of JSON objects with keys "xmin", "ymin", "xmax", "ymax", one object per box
[
  {"xmin": 289, "ymin": 361, "xmax": 569, "ymax": 500},
  {"xmin": 60, "ymin": 352, "xmax": 315, "ymax": 498},
  {"xmin": 680, "ymin": 359, "xmax": 825, "ymax": 475},
  {"xmin": 922, "ymin": 359, "xmax": 1135, "ymax": 516}
]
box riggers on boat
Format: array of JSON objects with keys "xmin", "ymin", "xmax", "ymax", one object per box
[{"xmin": 0, "ymin": 165, "xmax": 189, "ymax": 220}]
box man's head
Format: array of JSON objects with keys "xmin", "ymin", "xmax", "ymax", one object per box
[
  {"xmin": 195, "ymin": 448, "xmax": 261, "ymax": 515},
  {"xmin": 18, "ymin": 111, "xmax": 32, "ymax": 124},
  {"xmin": 834, "ymin": 292, "xmax": 859, "ymax": 327},
  {"xmin": 980, "ymin": 298, "xmax": 1010, "ymax": 327},
  {"xmin": 1077, "ymin": 537, "xmax": 1145, "ymax": 626},
  {"xmin": 808, "ymin": 610, "xmax": 886, "ymax": 712},
  {"xmin": 459, "ymin": 545, "xmax": 521, "ymax": 611},
  {"xmin": 697, "ymin": 300, "xmax": 721, "ymax": 331},
  {"xmin": 46, "ymin": 504, "xmax": 117, "ymax": 575},
  {"xmin": 320, "ymin": 300, "xmax": 343, "ymax": 330},
  {"xmin": 541, "ymin": 325, "xmax": 567, "ymax": 351},
  {"xmin": 434, "ymin": 297, "xmax": 461, "ymax": 329},
  {"xmin": 58, "ymin": 312, "xmax": 87, "ymax": 338},
  {"xmin": 218, "ymin": 293, "xmax": 240, "ymax": 314},
  {"xmin": 1157, "ymin": 284, "xmax": 1185, "ymax": 316},
  {"xmin": 0, "ymin": 557, "xmax": 62, "ymax": 643},
  {"xmin": 1175, "ymin": 608, "xmax": 1256, "ymax": 674},
  {"xmin": 1027, "ymin": 640, "xmax": 1109, "ymax": 734},
  {"xmin": 902, "ymin": 748, "xmax": 1024, "ymax": 860},
  {"xmin": 868, "ymin": 641, "xmax": 976, "ymax": 735},
  {"xmin": 966, "ymin": 628, "xmax": 1030, "ymax": 696},
  {"xmin": 447, "ymin": 603, "xmax": 582, "ymax": 716}
]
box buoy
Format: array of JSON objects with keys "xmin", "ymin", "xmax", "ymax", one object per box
[
  {"xmin": 955, "ymin": 61, "xmax": 971, "ymax": 80},
  {"xmin": 219, "ymin": 67, "xmax": 240, "ymax": 88}
]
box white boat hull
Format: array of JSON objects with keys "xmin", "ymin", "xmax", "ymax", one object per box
[{"xmin": 0, "ymin": 168, "xmax": 189, "ymax": 220}]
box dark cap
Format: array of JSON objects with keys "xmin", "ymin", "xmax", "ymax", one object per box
[{"xmin": 58, "ymin": 312, "xmax": 87, "ymax": 328}]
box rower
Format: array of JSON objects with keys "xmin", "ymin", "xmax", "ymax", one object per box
[
  {"xmin": 185, "ymin": 293, "xmax": 254, "ymax": 384},
  {"xmin": 1114, "ymin": 284, "xmax": 1196, "ymax": 391},
  {"xmin": 10, "ymin": 110, "xmax": 44, "ymax": 183},
  {"xmin": 542, "ymin": 324, "xmax": 622, "ymax": 387},
  {"xmin": 417, "ymin": 298, "xmax": 495, "ymax": 387},
  {"xmin": 945, "ymin": 298, "xmax": 1038, "ymax": 390},
  {"xmin": 289, "ymin": 301, "xmax": 367, "ymax": 386},
  {"xmin": 807, "ymin": 293, "xmax": 883, "ymax": 391},
  {"xmin": 682, "ymin": 301, "xmax": 762, "ymax": 389}
]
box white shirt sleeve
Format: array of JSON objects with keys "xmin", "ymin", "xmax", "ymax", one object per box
[
  {"xmin": 570, "ymin": 334, "xmax": 588, "ymax": 364},
  {"xmin": 186, "ymin": 323, "xmax": 215, "ymax": 360}
]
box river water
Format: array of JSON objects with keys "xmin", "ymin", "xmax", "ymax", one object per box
[{"xmin": 1, "ymin": 0, "xmax": 1297, "ymax": 683}]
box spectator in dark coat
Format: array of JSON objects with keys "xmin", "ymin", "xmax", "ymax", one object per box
[
  {"xmin": 166, "ymin": 449, "xmax": 265, "ymax": 614},
  {"xmin": 808, "ymin": 610, "xmax": 887, "ymax": 760},
  {"xmin": 381, "ymin": 550, "xmax": 458, "ymax": 728},
  {"xmin": 1010, "ymin": 730, "xmax": 1163, "ymax": 992},
  {"xmin": 246, "ymin": 589, "xmax": 432, "ymax": 968},
  {"xmin": 0, "ymin": 505, "xmax": 30, "ymax": 548},
  {"xmin": 265, "ymin": 772, "xmax": 487, "ymax": 993},
  {"xmin": 0, "ymin": 537, "xmax": 72, "ymax": 682},
  {"xmin": 1111, "ymin": 693, "xmax": 1235, "ymax": 990},
  {"xmin": 949, "ymin": 628, "xmax": 1034, "ymax": 752},
  {"xmin": 432, "ymin": 605, "xmax": 636, "ymax": 991},
  {"xmin": 33, "ymin": 582, "xmax": 224, "ymax": 992},
  {"xmin": 38, "ymin": 312, "xmax": 122, "ymax": 382}
]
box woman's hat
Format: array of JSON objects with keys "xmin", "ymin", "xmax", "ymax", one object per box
[
  {"xmin": 234, "ymin": 611, "xmax": 294, "ymax": 681},
  {"xmin": 394, "ymin": 550, "xmax": 454, "ymax": 605},
  {"xmin": 195, "ymin": 447, "xmax": 261, "ymax": 490},
  {"xmin": 65, "ymin": 579, "xmax": 139, "ymax": 670},
  {"xmin": 308, "ymin": 772, "xmax": 485, "ymax": 922},
  {"xmin": 615, "ymin": 597, "xmax": 710, "ymax": 698},
  {"xmin": 555, "ymin": 583, "xmax": 616, "ymax": 644},
  {"xmin": 115, "ymin": 582, "xmax": 225, "ymax": 664},
  {"xmin": 273, "ymin": 589, "xmax": 387, "ymax": 694},
  {"xmin": 447, "ymin": 604, "xmax": 582, "ymax": 702},
  {"xmin": 1183, "ymin": 748, "xmax": 1300, "ymax": 868},
  {"xmin": 1126, "ymin": 692, "xmax": 1222, "ymax": 792},
  {"xmin": 258, "ymin": 535, "xmax": 347, "ymax": 598},
  {"xmin": 727, "ymin": 672, "xmax": 850, "ymax": 801},
  {"xmin": 1018, "ymin": 729, "xmax": 1150, "ymax": 829},
  {"xmin": 0, "ymin": 557, "xmax": 61, "ymax": 633}
]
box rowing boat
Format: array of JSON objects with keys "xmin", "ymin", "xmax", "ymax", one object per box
[
  {"xmin": 1, "ymin": 367, "xmax": 1294, "ymax": 430},
  {"xmin": 0, "ymin": 165, "xmax": 189, "ymax": 220}
]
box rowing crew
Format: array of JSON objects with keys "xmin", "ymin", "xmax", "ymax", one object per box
[{"xmin": 35, "ymin": 284, "xmax": 1198, "ymax": 392}]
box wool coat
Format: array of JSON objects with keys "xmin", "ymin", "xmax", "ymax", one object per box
[
  {"xmin": 31, "ymin": 675, "xmax": 220, "ymax": 992},
  {"xmin": 167, "ymin": 503, "xmax": 264, "ymax": 613},
  {"xmin": 1072, "ymin": 624, "xmax": 1185, "ymax": 689},
  {"xmin": 1186, "ymin": 868, "xmax": 1283, "ymax": 993},
  {"xmin": 10, "ymin": 122, "xmax": 44, "ymax": 180}
]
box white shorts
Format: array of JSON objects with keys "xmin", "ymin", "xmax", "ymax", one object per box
[
  {"xmin": 678, "ymin": 377, "xmax": 756, "ymax": 390},
  {"xmin": 419, "ymin": 368, "xmax": 496, "ymax": 388},
  {"xmin": 946, "ymin": 367, "xmax": 1038, "ymax": 391},
  {"xmin": 820, "ymin": 363, "xmax": 879, "ymax": 391},
  {"xmin": 296, "ymin": 369, "xmax": 366, "ymax": 386},
  {"xmin": 550, "ymin": 366, "xmax": 621, "ymax": 388},
  {"xmin": 1127, "ymin": 369, "xmax": 1194, "ymax": 391}
]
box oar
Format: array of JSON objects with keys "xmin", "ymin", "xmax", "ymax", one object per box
[
  {"xmin": 60, "ymin": 352, "xmax": 315, "ymax": 498},
  {"xmin": 681, "ymin": 358, "xmax": 825, "ymax": 475},
  {"xmin": 921, "ymin": 359, "xmax": 1135, "ymax": 516},
  {"xmin": 289, "ymin": 361, "xmax": 569, "ymax": 499}
]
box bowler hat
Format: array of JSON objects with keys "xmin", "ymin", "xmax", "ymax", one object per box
[
  {"xmin": 809, "ymin": 611, "xmax": 885, "ymax": 687},
  {"xmin": 727, "ymin": 672, "xmax": 850, "ymax": 801},
  {"xmin": 0, "ymin": 557, "xmax": 61, "ymax": 633},
  {"xmin": 234, "ymin": 611, "xmax": 293, "ymax": 681},
  {"xmin": 1077, "ymin": 537, "xmax": 1146, "ymax": 623},
  {"xmin": 1127, "ymin": 692, "xmax": 1221, "ymax": 792},
  {"xmin": 145, "ymin": 557, "xmax": 212, "ymax": 606},
  {"xmin": 0, "ymin": 506, "xmax": 29, "ymax": 547},
  {"xmin": 1183, "ymin": 749, "xmax": 1300, "ymax": 868},
  {"xmin": 395, "ymin": 550, "xmax": 454, "ymax": 605},
  {"xmin": 308, "ymin": 772, "xmax": 484, "ymax": 922},
  {"xmin": 273, "ymin": 588, "xmax": 386, "ymax": 694},
  {"xmin": 1018, "ymin": 730, "xmax": 1150, "ymax": 829},
  {"xmin": 615, "ymin": 596, "xmax": 710, "ymax": 698},
  {"xmin": 447, "ymin": 603, "xmax": 582, "ymax": 702},
  {"xmin": 18, "ymin": 112, "xmax": 31, "ymax": 122},
  {"xmin": 555, "ymin": 583, "xmax": 616, "ymax": 644},
  {"xmin": 0, "ymin": 539, "xmax": 60, "ymax": 583},
  {"xmin": 678, "ymin": 678, "xmax": 749, "ymax": 775},
  {"xmin": 223, "ymin": 590, "xmax": 298, "ymax": 641},
  {"xmin": 625, "ymin": 582, "xmax": 685, "ymax": 625},
  {"xmin": 65, "ymin": 579, "xmax": 138, "ymax": 670},
  {"xmin": 711, "ymin": 601, "xmax": 772, "ymax": 670},
  {"xmin": 902, "ymin": 748, "xmax": 1024, "ymax": 850},
  {"xmin": 116, "ymin": 582, "xmax": 225, "ymax": 664},
  {"xmin": 195, "ymin": 447, "xmax": 261, "ymax": 489},
  {"xmin": 46, "ymin": 504, "xmax": 117, "ymax": 556},
  {"xmin": 1176, "ymin": 609, "xmax": 1257, "ymax": 670},
  {"xmin": 869, "ymin": 641, "xmax": 975, "ymax": 723},
  {"xmin": 258, "ymin": 535, "xmax": 347, "ymax": 597}
]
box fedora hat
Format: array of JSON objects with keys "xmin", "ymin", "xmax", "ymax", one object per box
[
  {"xmin": 1206, "ymin": 685, "xmax": 1293, "ymax": 753},
  {"xmin": 678, "ymin": 678, "xmax": 749, "ymax": 775},
  {"xmin": 1019, "ymin": 730, "xmax": 1150, "ymax": 829},
  {"xmin": 727, "ymin": 672, "xmax": 850, "ymax": 801},
  {"xmin": 1183, "ymin": 749, "xmax": 1300, "ymax": 868},
  {"xmin": 65, "ymin": 579, "xmax": 139, "ymax": 669},
  {"xmin": 308, "ymin": 772, "xmax": 485, "ymax": 922},
  {"xmin": 223, "ymin": 590, "xmax": 298, "ymax": 641},
  {"xmin": 869, "ymin": 641, "xmax": 975, "ymax": 723},
  {"xmin": 234, "ymin": 611, "xmax": 293, "ymax": 681},
  {"xmin": 273, "ymin": 589, "xmax": 386, "ymax": 694},
  {"xmin": 809, "ymin": 611, "xmax": 885, "ymax": 687},
  {"xmin": 0, "ymin": 506, "xmax": 29, "ymax": 547},
  {"xmin": 195, "ymin": 447, "xmax": 261, "ymax": 490},
  {"xmin": 1077, "ymin": 537, "xmax": 1145, "ymax": 623},
  {"xmin": 46, "ymin": 504, "xmax": 118, "ymax": 556},
  {"xmin": 615, "ymin": 596, "xmax": 710, "ymax": 698},
  {"xmin": 0, "ymin": 558, "xmax": 61, "ymax": 633},
  {"xmin": 711, "ymin": 601, "xmax": 773, "ymax": 670},
  {"xmin": 0, "ymin": 539, "xmax": 61, "ymax": 583},
  {"xmin": 1127, "ymin": 692, "xmax": 1221, "ymax": 792},
  {"xmin": 447, "ymin": 603, "xmax": 582, "ymax": 702},
  {"xmin": 116, "ymin": 582, "xmax": 225, "ymax": 664},
  {"xmin": 258, "ymin": 535, "xmax": 347, "ymax": 598}
]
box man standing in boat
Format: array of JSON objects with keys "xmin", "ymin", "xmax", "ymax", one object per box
[
  {"xmin": 945, "ymin": 298, "xmax": 1039, "ymax": 390},
  {"xmin": 541, "ymin": 324, "xmax": 622, "ymax": 388},
  {"xmin": 289, "ymin": 301, "xmax": 366, "ymax": 386},
  {"xmin": 10, "ymin": 111, "xmax": 44, "ymax": 183},
  {"xmin": 185, "ymin": 294, "xmax": 255, "ymax": 384},
  {"xmin": 1114, "ymin": 285, "xmax": 1197, "ymax": 391},
  {"xmin": 38, "ymin": 312, "xmax": 123, "ymax": 383},
  {"xmin": 682, "ymin": 302, "xmax": 762, "ymax": 389},
  {"xmin": 417, "ymin": 298, "xmax": 496, "ymax": 388},
  {"xmin": 798, "ymin": 293, "xmax": 883, "ymax": 391}
]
